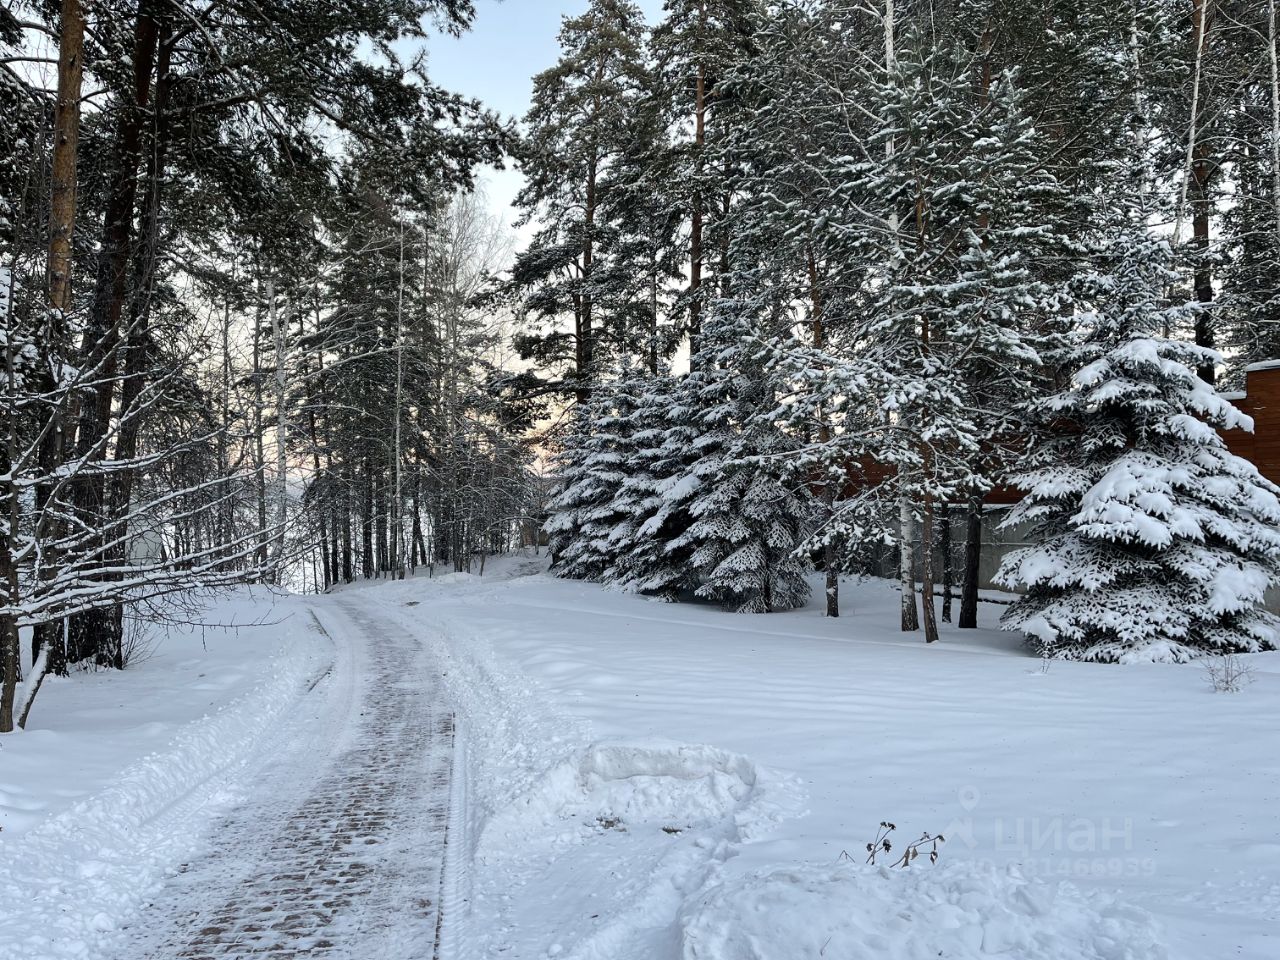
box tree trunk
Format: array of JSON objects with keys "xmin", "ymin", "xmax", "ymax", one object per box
[
  {"xmin": 1173, "ymin": 0, "xmax": 1211, "ymax": 350},
  {"xmin": 411, "ymin": 473, "xmax": 426, "ymax": 571},
  {"xmin": 959, "ymin": 493, "xmax": 982, "ymax": 629},
  {"xmin": 74, "ymin": 1, "xmax": 159, "ymax": 455},
  {"xmin": 253, "ymin": 298, "xmax": 269, "ymax": 571},
  {"xmin": 375, "ymin": 475, "xmax": 388, "ymax": 576},
  {"xmin": 940, "ymin": 505, "xmax": 953, "ymax": 623},
  {"xmin": 269, "ymin": 279, "xmax": 288, "ymax": 582},
  {"xmin": 32, "ymin": 0, "xmax": 86, "ymax": 677},
  {"xmin": 1269, "ymin": 0, "xmax": 1280, "ymax": 250},
  {"xmin": 899, "ymin": 488, "xmax": 918, "ymax": 632},
  {"xmin": 1191, "ymin": 138, "xmax": 1215, "ymax": 384},
  {"xmin": 341, "ymin": 478, "xmax": 353, "ymax": 583},
  {"xmin": 688, "ymin": 4, "xmax": 707, "ymax": 367},
  {"xmin": 47, "ymin": 0, "xmax": 85, "ymax": 315},
  {"xmin": 0, "ymin": 611, "xmax": 18, "ymax": 734},
  {"xmin": 578, "ymin": 160, "xmax": 597, "ymax": 402},
  {"xmin": 392, "ymin": 224, "xmax": 406, "ymax": 578},
  {"xmin": 65, "ymin": 1, "xmax": 161, "ymax": 666},
  {"xmin": 217, "ymin": 283, "xmax": 233, "ymax": 567},
  {"xmin": 2, "ymin": 303, "xmax": 25, "ymax": 732},
  {"xmin": 649, "ymin": 248, "xmax": 660, "ymax": 375},
  {"xmin": 362, "ymin": 464, "xmax": 374, "ymax": 579},
  {"xmin": 105, "ymin": 24, "xmax": 173, "ymax": 664},
  {"xmin": 921, "ymin": 496, "xmax": 938, "ymax": 642},
  {"xmin": 807, "ymin": 248, "xmax": 837, "ymax": 617}
]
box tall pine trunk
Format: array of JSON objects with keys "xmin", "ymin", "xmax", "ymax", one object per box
[
  {"xmin": 32, "ymin": 0, "xmax": 87, "ymax": 676},
  {"xmin": 104, "ymin": 28, "xmax": 173, "ymax": 662},
  {"xmin": 65, "ymin": 1, "xmax": 160, "ymax": 666}
]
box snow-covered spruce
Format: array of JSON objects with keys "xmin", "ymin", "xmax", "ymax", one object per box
[
  {"xmin": 546, "ymin": 383, "xmax": 639, "ymax": 581},
  {"xmin": 604, "ymin": 375, "xmax": 695, "ymax": 598},
  {"xmin": 668, "ymin": 303, "xmax": 811, "ymax": 613},
  {"xmin": 998, "ymin": 227, "xmax": 1280, "ymax": 663}
]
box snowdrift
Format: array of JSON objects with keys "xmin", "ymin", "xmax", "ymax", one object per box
[
  {"xmin": 478, "ymin": 740, "xmax": 802, "ymax": 859},
  {"xmin": 0, "ymin": 615, "xmax": 328, "ymax": 960},
  {"xmin": 469, "ymin": 740, "xmax": 803, "ymax": 960},
  {"xmin": 681, "ymin": 861, "xmax": 1168, "ymax": 960}
]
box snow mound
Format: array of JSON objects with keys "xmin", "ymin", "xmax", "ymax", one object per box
[
  {"xmin": 0, "ymin": 627, "xmax": 326, "ymax": 960},
  {"xmin": 479, "ymin": 739, "xmax": 802, "ymax": 860},
  {"xmin": 681, "ymin": 860, "xmax": 1167, "ymax": 960},
  {"xmin": 434, "ymin": 571, "xmax": 480, "ymax": 585},
  {"xmin": 469, "ymin": 741, "xmax": 803, "ymax": 960}
]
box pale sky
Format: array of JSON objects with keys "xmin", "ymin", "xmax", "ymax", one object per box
[{"xmin": 423, "ymin": 0, "xmax": 667, "ymax": 243}]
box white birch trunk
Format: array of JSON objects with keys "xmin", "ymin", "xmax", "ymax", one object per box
[
  {"xmin": 269, "ymin": 279, "xmax": 288, "ymax": 583},
  {"xmin": 1172, "ymin": 0, "xmax": 1208, "ymax": 252},
  {"xmin": 1268, "ymin": 0, "xmax": 1280, "ymax": 248},
  {"xmin": 884, "ymin": 0, "xmax": 917, "ymax": 631},
  {"xmin": 393, "ymin": 222, "xmax": 406, "ymax": 579}
]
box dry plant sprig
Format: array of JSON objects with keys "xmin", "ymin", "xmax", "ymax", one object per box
[
  {"xmin": 1204, "ymin": 654, "xmax": 1255, "ymax": 693},
  {"xmin": 841, "ymin": 821, "xmax": 945, "ymax": 869}
]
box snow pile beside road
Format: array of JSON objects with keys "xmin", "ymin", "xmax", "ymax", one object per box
[
  {"xmin": 0, "ymin": 598, "xmax": 329, "ymax": 960},
  {"xmin": 681, "ymin": 860, "xmax": 1168, "ymax": 960},
  {"xmin": 467, "ymin": 740, "xmax": 803, "ymax": 960},
  {"xmin": 403, "ymin": 603, "xmax": 802, "ymax": 959},
  {"xmin": 478, "ymin": 740, "xmax": 802, "ymax": 861}
]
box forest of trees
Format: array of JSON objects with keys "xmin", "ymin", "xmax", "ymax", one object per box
[
  {"xmin": 6, "ymin": 0, "xmax": 1280, "ymax": 735},
  {"xmin": 0, "ymin": 0, "xmax": 541, "ymax": 732},
  {"xmin": 529, "ymin": 0, "xmax": 1280, "ymax": 663}
]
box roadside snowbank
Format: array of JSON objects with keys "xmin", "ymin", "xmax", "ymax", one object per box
[
  {"xmin": 364, "ymin": 559, "xmax": 1278, "ymax": 959},
  {"xmin": 681, "ymin": 860, "xmax": 1167, "ymax": 960},
  {"xmin": 369, "ymin": 586, "xmax": 803, "ymax": 960},
  {"xmin": 0, "ymin": 590, "xmax": 329, "ymax": 960},
  {"xmin": 478, "ymin": 740, "xmax": 802, "ymax": 861}
]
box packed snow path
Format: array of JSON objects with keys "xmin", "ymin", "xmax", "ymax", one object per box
[{"xmin": 111, "ymin": 598, "xmax": 456, "ymax": 960}]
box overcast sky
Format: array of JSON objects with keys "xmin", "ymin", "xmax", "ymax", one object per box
[{"xmin": 423, "ymin": 0, "xmax": 667, "ymax": 244}]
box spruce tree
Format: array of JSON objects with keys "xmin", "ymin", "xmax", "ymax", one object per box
[
  {"xmin": 546, "ymin": 377, "xmax": 648, "ymax": 580},
  {"xmin": 999, "ymin": 221, "xmax": 1280, "ymax": 662},
  {"xmin": 608, "ymin": 375, "xmax": 703, "ymax": 600},
  {"xmin": 673, "ymin": 296, "xmax": 811, "ymax": 613}
]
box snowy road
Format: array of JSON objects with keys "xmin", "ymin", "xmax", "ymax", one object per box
[{"xmin": 108, "ymin": 598, "xmax": 456, "ymax": 960}]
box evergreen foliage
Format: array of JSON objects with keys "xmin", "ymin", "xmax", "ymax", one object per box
[{"xmin": 998, "ymin": 223, "xmax": 1280, "ymax": 662}]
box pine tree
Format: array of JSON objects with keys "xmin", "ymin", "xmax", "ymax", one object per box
[
  {"xmin": 510, "ymin": 0, "xmax": 653, "ymax": 399},
  {"xmin": 998, "ymin": 221, "xmax": 1280, "ymax": 662},
  {"xmin": 651, "ymin": 0, "xmax": 760, "ymax": 361}
]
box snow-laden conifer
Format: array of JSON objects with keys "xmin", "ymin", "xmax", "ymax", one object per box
[
  {"xmin": 998, "ymin": 224, "xmax": 1280, "ymax": 662},
  {"xmin": 674, "ymin": 299, "xmax": 811, "ymax": 613},
  {"xmin": 546, "ymin": 383, "xmax": 638, "ymax": 581}
]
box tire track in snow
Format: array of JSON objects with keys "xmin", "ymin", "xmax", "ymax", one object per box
[{"xmin": 109, "ymin": 598, "xmax": 455, "ymax": 960}]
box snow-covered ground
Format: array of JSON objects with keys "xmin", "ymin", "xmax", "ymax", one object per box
[
  {"xmin": 3, "ymin": 560, "xmax": 1276, "ymax": 960},
  {"xmin": 362, "ymin": 554, "xmax": 1278, "ymax": 960},
  {"xmin": 0, "ymin": 587, "xmax": 333, "ymax": 959}
]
